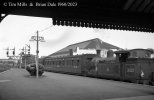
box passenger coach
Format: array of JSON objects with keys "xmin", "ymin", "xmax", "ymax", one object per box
[
  {"xmin": 43, "ymin": 54, "xmax": 96, "ymax": 75},
  {"xmin": 42, "ymin": 49, "xmax": 154, "ymax": 85}
]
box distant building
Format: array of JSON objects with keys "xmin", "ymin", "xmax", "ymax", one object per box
[
  {"xmin": 129, "ymin": 49, "xmax": 154, "ymax": 58},
  {"xmin": 0, "ymin": 59, "xmax": 18, "ymax": 66},
  {"xmin": 49, "ymin": 38, "xmax": 122, "ymax": 58}
]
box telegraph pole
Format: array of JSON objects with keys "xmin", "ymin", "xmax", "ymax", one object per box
[{"xmin": 30, "ymin": 30, "xmax": 45, "ymax": 78}]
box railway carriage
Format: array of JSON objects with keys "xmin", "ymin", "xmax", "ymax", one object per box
[
  {"xmin": 43, "ymin": 54, "xmax": 96, "ymax": 75},
  {"xmin": 42, "ymin": 49, "xmax": 154, "ymax": 85}
]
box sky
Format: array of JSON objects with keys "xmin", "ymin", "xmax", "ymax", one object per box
[{"xmin": 0, "ymin": 15, "xmax": 154, "ymax": 59}]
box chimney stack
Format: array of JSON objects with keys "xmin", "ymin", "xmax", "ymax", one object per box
[{"xmin": 96, "ymin": 49, "xmax": 101, "ymax": 57}]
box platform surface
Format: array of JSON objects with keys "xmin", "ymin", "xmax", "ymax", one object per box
[{"xmin": 0, "ymin": 68, "xmax": 154, "ymax": 100}]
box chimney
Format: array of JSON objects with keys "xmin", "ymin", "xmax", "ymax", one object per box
[
  {"xmin": 107, "ymin": 50, "xmax": 114, "ymax": 58},
  {"xmin": 96, "ymin": 49, "xmax": 101, "ymax": 57}
]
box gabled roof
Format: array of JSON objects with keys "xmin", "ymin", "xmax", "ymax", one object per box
[{"xmin": 49, "ymin": 38, "xmax": 121, "ymax": 56}]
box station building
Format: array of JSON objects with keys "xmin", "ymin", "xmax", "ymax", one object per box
[{"xmin": 49, "ymin": 38, "xmax": 122, "ymax": 58}]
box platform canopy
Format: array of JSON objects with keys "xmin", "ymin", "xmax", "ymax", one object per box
[{"xmin": 1, "ymin": 0, "xmax": 154, "ymax": 32}]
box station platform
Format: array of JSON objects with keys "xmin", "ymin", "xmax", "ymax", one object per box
[{"xmin": 0, "ymin": 68, "xmax": 154, "ymax": 100}]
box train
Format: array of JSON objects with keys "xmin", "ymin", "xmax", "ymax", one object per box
[{"xmin": 41, "ymin": 49, "xmax": 154, "ymax": 85}]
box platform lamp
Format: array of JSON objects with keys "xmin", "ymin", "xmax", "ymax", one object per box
[{"xmin": 30, "ymin": 31, "xmax": 45, "ymax": 78}]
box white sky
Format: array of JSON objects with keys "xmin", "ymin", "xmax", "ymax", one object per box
[{"xmin": 0, "ymin": 15, "xmax": 154, "ymax": 59}]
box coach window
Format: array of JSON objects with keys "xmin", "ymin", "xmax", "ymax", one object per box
[
  {"xmin": 47, "ymin": 61, "xmax": 49, "ymax": 65},
  {"xmin": 74, "ymin": 60, "xmax": 76, "ymax": 66},
  {"xmin": 68, "ymin": 60, "xmax": 70, "ymax": 65},
  {"xmin": 72, "ymin": 60, "xmax": 74, "ymax": 66},
  {"xmin": 60, "ymin": 60, "xmax": 62, "ymax": 65},
  {"xmin": 61, "ymin": 60, "xmax": 63, "ymax": 66},
  {"xmin": 69, "ymin": 59, "xmax": 72, "ymax": 66},
  {"xmin": 59, "ymin": 60, "xmax": 60, "ymax": 65},
  {"xmin": 51, "ymin": 61, "xmax": 53, "ymax": 65},
  {"xmin": 69, "ymin": 59, "xmax": 71, "ymax": 66},
  {"xmin": 65, "ymin": 60, "xmax": 67, "ymax": 65},
  {"xmin": 68, "ymin": 60, "xmax": 70, "ymax": 66},
  {"xmin": 55, "ymin": 61, "xmax": 57, "ymax": 66},
  {"xmin": 64, "ymin": 60, "xmax": 66, "ymax": 66},
  {"xmin": 49, "ymin": 61, "xmax": 51, "ymax": 65},
  {"xmin": 66, "ymin": 60, "xmax": 68, "ymax": 65},
  {"xmin": 71, "ymin": 60, "xmax": 72, "ymax": 66},
  {"xmin": 61, "ymin": 60, "xmax": 63, "ymax": 65},
  {"xmin": 62, "ymin": 60, "xmax": 64, "ymax": 66},
  {"xmin": 59, "ymin": 61, "xmax": 61, "ymax": 65},
  {"xmin": 57, "ymin": 61, "xmax": 59, "ymax": 65},
  {"xmin": 55, "ymin": 61, "xmax": 57, "ymax": 65},
  {"xmin": 55, "ymin": 61, "xmax": 56, "ymax": 65},
  {"xmin": 77, "ymin": 60, "xmax": 80, "ymax": 66},
  {"xmin": 67, "ymin": 60, "xmax": 69, "ymax": 65}
]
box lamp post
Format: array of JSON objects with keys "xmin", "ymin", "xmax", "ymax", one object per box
[{"xmin": 30, "ymin": 31, "xmax": 45, "ymax": 78}]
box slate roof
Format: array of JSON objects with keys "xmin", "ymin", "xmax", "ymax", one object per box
[{"xmin": 49, "ymin": 38, "xmax": 121, "ymax": 56}]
